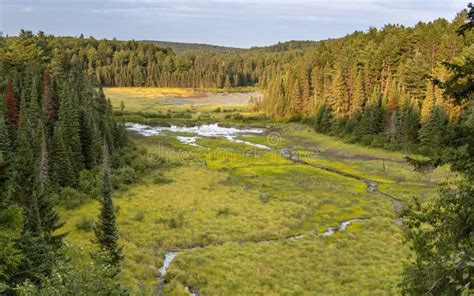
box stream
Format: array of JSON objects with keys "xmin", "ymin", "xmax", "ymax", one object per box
[
  {"xmin": 126, "ymin": 123, "xmax": 269, "ymax": 149},
  {"xmin": 128, "ymin": 123, "xmax": 405, "ymax": 295}
]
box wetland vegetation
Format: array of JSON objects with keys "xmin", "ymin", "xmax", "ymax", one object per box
[{"xmin": 0, "ymin": 3, "xmax": 472, "ymax": 295}]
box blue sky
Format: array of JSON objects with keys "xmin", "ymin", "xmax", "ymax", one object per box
[{"xmin": 0, "ymin": 0, "xmax": 469, "ymax": 48}]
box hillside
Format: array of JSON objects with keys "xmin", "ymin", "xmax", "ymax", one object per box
[{"xmin": 142, "ymin": 40, "xmax": 244, "ymax": 53}]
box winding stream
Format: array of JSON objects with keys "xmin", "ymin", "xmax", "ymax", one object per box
[
  {"xmin": 128, "ymin": 123, "xmax": 405, "ymax": 295},
  {"xmin": 126, "ymin": 123, "xmax": 268, "ymax": 149}
]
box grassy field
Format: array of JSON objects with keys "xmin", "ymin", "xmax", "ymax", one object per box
[
  {"xmin": 105, "ymin": 87, "xmax": 260, "ymax": 114},
  {"xmin": 60, "ymin": 88, "xmax": 446, "ymax": 294}
]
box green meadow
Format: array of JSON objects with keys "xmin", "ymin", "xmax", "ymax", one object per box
[{"xmin": 60, "ymin": 88, "xmax": 446, "ymax": 294}]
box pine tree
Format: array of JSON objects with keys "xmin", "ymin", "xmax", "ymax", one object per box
[
  {"xmin": 42, "ymin": 70, "xmax": 55, "ymax": 129},
  {"xmin": 94, "ymin": 142, "xmax": 122, "ymax": 268},
  {"xmin": 58, "ymin": 83, "xmax": 84, "ymax": 175},
  {"xmin": 224, "ymin": 74, "xmax": 232, "ymax": 88},
  {"xmin": 351, "ymin": 70, "xmax": 365, "ymax": 116},
  {"xmin": 14, "ymin": 192, "xmax": 54, "ymax": 286},
  {"xmin": 5, "ymin": 80, "xmax": 19, "ymax": 128},
  {"xmin": 36, "ymin": 126, "xmax": 64, "ymax": 251},
  {"xmin": 329, "ymin": 69, "xmax": 349, "ymax": 119},
  {"xmin": 289, "ymin": 80, "xmax": 302, "ymax": 116},
  {"xmin": 419, "ymin": 105, "xmax": 448, "ymax": 150},
  {"xmin": 0, "ymin": 115, "xmax": 14, "ymax": 201},
  {"xmin": 420, "ymin": 81, "xmax": 435, "ymax": 123},
  {"xmin": 400, "ymin": 97, "xmax": 420, "ymax": 145},
  {"xmin": 15, "ymin": 93, "xmax": 35, "ymax": 206},
  {"xmin": 50, "ymin": 123, "xmax": 75, "ymax": 188}
]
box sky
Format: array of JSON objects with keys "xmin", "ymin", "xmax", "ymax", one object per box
[{"xmin": 0, "ymin": 0, "xmax": 469, "ymax": 48}]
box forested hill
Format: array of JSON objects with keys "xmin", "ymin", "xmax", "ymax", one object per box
[
  {"xmin": 0, "ymin": 30, "xmax": 130, "ymax": 293},
  {"xmin": 3, "ymin": 16, "xmax": 470, "ymax": 94},
  {"xmin": 257, "ymin": 14, "xmax": 473, "ymax": 153},
  {"xmin": 250, "ymin": 40, "xmax": 319, "ymax": 52},
  {"xmin": 143, "ymin": 40, "xmax": 243, "ymax": 53},
  {"xmin": 1, "ymin": 12, "xmax": 471, "ymax": 154}
]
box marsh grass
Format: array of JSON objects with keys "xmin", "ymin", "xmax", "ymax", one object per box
[{"xmin": 60, "ymin": 94, "xmax": 443, "ymax": 294}]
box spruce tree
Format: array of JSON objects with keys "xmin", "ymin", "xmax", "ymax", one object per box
[
  {"xmin": 418, "ymin": 105, "xmax": 448, "ymax": 150},
  {"xmin": 50, "ymin": 123, "xmax": 75, "ymax": 188},
  {"xmin": 14, "ymin": 192, "xmax": 54, "ymax": 286},
  {"xmin": 351, "ymin": 70, "xmax": 365, "ymax": 116},
  {"xmin": 420, "ymin": 81, "xmax": 435, "ymax": 123},
  {"xmin": 36, "ymin": 126, "xmax": 64, "ymax": 251},
  {"xmin": 94, "ymin": 142, "xmax": 122, "ymax": 268},
  {"xmin": 0, "ymin": 115, "xmax": 14, "ymax": 201},
  {"xmin": 58, "ymin": 83, "xmax": 84, "ymax": 176},
  {"xmin": 15, "ymin": 93, "xmax": 34, "ymax": 206},
  {"xmin": 41, "ymin": 70, "xmax": 55, "ymax": 131},
  {"xmin": 5, "ymin": 80, "xmax": 19, "ymax": 128}
]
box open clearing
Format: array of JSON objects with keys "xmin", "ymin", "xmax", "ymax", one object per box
[
  {"xmin": 61, "ymin": 88, "xmax": 448, "ymax": 295},
  {"xmin": 105, "ymin": 87, "xmax": 261, "ymax": 113}
]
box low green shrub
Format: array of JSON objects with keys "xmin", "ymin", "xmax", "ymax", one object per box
[
  {"xmin": 75, "ymin": 217, "xmax": 95, "ymax": 232},
  {"xmin": 133, "ymin": 211, "xmax": 145, "ymax": 221},
  {"xmin": 56, "ymin": 187, "xmax": 90, "ymax": 210}
]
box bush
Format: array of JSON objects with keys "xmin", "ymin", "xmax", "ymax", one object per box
[
  {"xmin": 167, "ymin": 213, "xmax": 185, "ymax": 228},
  {"xmin": 259, "ymin": 193, "xmax": 272, "ymax": 204},
  {"xmin": 152, "ymin": 172, "xmax": 173, "ymax": 185},
  {"xmin": 133, "ymin": 211, "xmax": 145, "ymax": 221},
  {"xmin": 216, "ymin": 207, "xmax": 232, "ymax": 216},
  {"xmin": 111, "ymin": 166, "xmax": 138, "ymax": 190},
  {"xmin": 56, "ymin": 187, "xmax": 90, "ymax": 210},
  {"xmin": 155, "ymin": 213, "xmax": 184, "ymax": 228},
  {"xmin": 78, "ymin": 168, "xmax": 101, "ymax": 200},
  {"xmin": 75, "ymin": 217, "xmax": 95, "ymax": 232}
]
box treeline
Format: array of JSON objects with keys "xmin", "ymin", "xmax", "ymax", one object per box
[
  {"xmin": 0, "ymin": 31, "xmax": 128, "ymax": 293},
  {"xmin": 259, "ymin": 15, "xmax": 472, "ymax": 152},
  {"xmin": 1, "ymin": 31, "xmax": 301, "ymax": 89}
]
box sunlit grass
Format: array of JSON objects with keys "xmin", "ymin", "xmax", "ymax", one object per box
[{"xmin": 61, "ymin": 88, "xmax": 447, "ymax": 295}]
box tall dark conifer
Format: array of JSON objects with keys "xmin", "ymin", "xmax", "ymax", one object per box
[
  {"xmin": 5, "ymin": 80, "xmax": 19, "ymax": 128},
  {"xmin": 94, "ymin": 142, "xmax": 122, "ymax": 268}
]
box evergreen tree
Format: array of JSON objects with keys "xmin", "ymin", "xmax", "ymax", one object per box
[
  {"xmin": 420, "ymin": 81, "xmax": 435, "ymax": 123},
  {"xmin": 41, "ymin": 70, "xmax": 55, "ymax": 130},
  {"xmin": 36, "ymin": 126, "xmax": 64, "ymax": 250},
  {"xmin": 351, "ymin": 70, "xmax": 366, "ymax": 115},
  {"xmin": 50, "ymin": 123, "xmax": 75, "ymax": 188},
  {"xmin": 418, "ymin": 105, "xmax": 448, "ymax": 150},
  {"xmin": 58, "ymin": 82, "xmax": 84, "ymax": 175},
  {"xmin": 15, "ymin": 94, "xmax": 35, "ymax": 206},
  {"xmin": 94, "ymin": 142, "xmax": 122, "ymax": 268},
  {"xmin": 5, "ymin": 80, "xmax": 19, "ymax": 128},
  {"xmin": 329, "ymin": 69, "xmax": 349, "ymax": 119},
  {"xmin": 14, "ymin": 192, "xmax": 54, "ymax": 286},
  {"xmin": 0, "ymin": 115, "xmax": 14, "ymax": 200}
]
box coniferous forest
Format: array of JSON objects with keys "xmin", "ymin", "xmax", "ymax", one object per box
[{"xmin": 0, "ymin": 2, "xmax": 473, "ymax": 295}]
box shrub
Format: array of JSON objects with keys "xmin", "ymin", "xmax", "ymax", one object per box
[
  {"xmin": 78, "ymin": 168, "xmax": 101, "ymax": 200},
  {"xmin": 133, "ymin": 211, "xmax": 145, "ymax": 221},
  {"xmin": 168, "ymin": 213, "xmax": 184, "ymax": 228},
  {"xmin": 216, "ymin": 207, "xmax": 232, "ymax": 216},
  {"xmin": 152, "ymin": 172, "xmax": 172, "ymax": 185},
  {"xmin": 259, "ymin": 193, "xmax": 272, "ymax": 204},
  {"xmin": 56, "ymin": 187, "xmax": 90, "ymax": 210},
  {"xmin": 75, "ymin": 217, "xmax": 95, "ymax": 232},
  {"xmin": 111, "ymin": 166, "xmax": 138, "ymax": 190}
]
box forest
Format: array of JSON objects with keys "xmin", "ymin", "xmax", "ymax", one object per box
[{"xmin": 0, "ymin": 2, "xmax": 473, "ymax": 295}]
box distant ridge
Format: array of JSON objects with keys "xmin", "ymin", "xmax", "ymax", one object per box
[{"xmin": 142, "ymin": 40, "xmax": 244, "ymax": 53}]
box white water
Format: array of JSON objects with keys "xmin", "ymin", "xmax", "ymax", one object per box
[
  {"xmin": 323, "ymin": 219, "xmax": 365, "ymax": 236},
  {"xmin": 158, "ymin": 251, "xmax": 178, "ymax": 275},
  {"xmin": 126, "ymin": 123, "xmax": 270, "ymax": 149}
]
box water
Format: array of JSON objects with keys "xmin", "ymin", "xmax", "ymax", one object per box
[
  {"xmin": 323, "ymin": 219, "xmax": 366, "ymax": 236},
  {"xmin": 126, "ymin": 123, "xmax": 270, "ymax": 149},
  {"xmin": 158, "ymin": 251, "xmax": 178, "ymax": 275}
]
